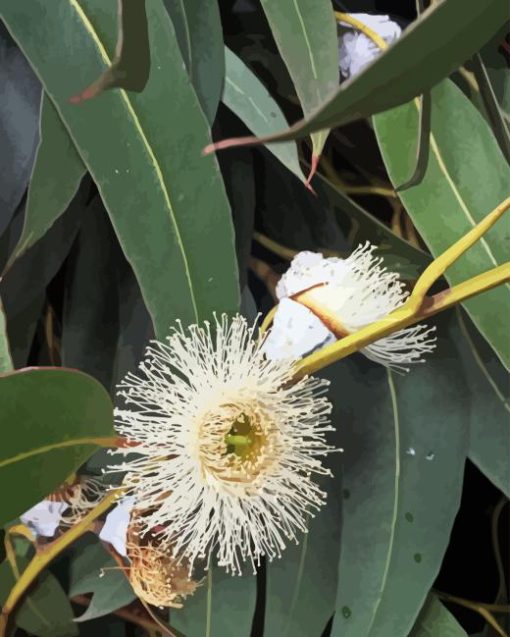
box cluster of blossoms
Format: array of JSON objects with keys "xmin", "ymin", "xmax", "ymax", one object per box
[{"xmin": 20, "ymin": 242, "xmax": 436, "ymax": 607}]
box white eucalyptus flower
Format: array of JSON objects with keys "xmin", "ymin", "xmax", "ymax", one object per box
[
  {"xmin": 112, "ymin": 315, "xmax": 334, "ymax": 575},
  {"xmin": 338, "ymin": 13, "xmax": 402, "ymax": 79},
  {"xmin": 99, "ymin": 496, "xmax": 135, "ymax": 557},
  {"xmin": 20, "ymin": 500, "xmax": 69, "ymax": 538},
  {"xmin": 263, "ymin": 244, "xmax": 436, "ymax": 371}
]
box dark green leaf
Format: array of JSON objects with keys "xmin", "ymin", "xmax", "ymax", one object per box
[
  {"xmin": 0, "ymin": 0, "xmax": 240, "ymax": 339},
  {"xmin": 211, "ymin": 0, "xmax": 508, "ymax": 147},
  {"xmin": 0, "ymin": 556, "xmax": 78, "ymax": 636},
  {"xmin": 454, "ymin": 310, "xmax": 510, "ymax": 497},
  {"xmin": 171, "ymin": 568, "xmax": 256, "ymax": 637},
  {"xmin": 61, "ymin": 195, "xmax": 121, "ymax": 392},
  {"xmin": 8, "ymin": 94, "xmax": 86, "ymax": 266},
  {"xmin": 263, "ymin": 366, "xmax": 343, "ymax": 635},
  {"xmin": 70, "ymin": 0, "xmax": 150, "ymax": 103},
  {"xmin": 260, "ymin": 0, "xmax": 338, "ymax": 158},
  {"xmin": 221, "ymin": 46, "xmax": 304, "ymax": 181},
  {"xmin": 0, "ymin": 368, "xmax": 115, "ymax": 526},
  {"xmin": 330, "ymin": 315, "xmax": 469, "ymax": 637},
  {"xmin": 68, "ymin": 543, "xmax": 135, "ymax": 622},
  {"xmin": 409, "ymin": 594, "xmax": 467, "ymax": 637},
  {"xmin": 0, "ymin": 21, "xmax": 41, "ymax": 236},
  {"xmin": 374, "ymin": 80, "xmax": 510, "ymax": 369},
  {"xmin": 162, "ymin": 0, "xmax": 224, "ymax": 123}
]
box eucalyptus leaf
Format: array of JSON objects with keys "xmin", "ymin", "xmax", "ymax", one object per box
[
  {"xmin": 9, "ymin": 94, "xmax": 86, "ymax": 266},
  {"xmin": 0, "ymin": 20, "xmax": 41, "ymax": 236},
  {"xmin": 214, "ymin": 0, "xmax": 509, "ymax": 147},
  {"xmin": 409, "ymin": 594, "xmax": 467, "ymax": 637},
  {"xmin": 0, "ymin": 0, "xmax": 240, "ymax": 339},
  {"xmin": 222, "ymin": 46, "xmax": 304, "ymax": 181},
  {"xmin": 0, "ymin": 296, "xmax": 12, "ymax": 372},
  {"xmin": 162, "ymin": 0, "xmax": 224, "ymax": 123},
  {"xmin": 330, "ymin": 315, "xmax": 469, "ymax": 637},
  {"xmin": 260, "ymin": 0, "xmax": 338, "ymax": 158},
  {"xmin": 0, "ymin": 557, "xmax": 78, "ymax": 637},
  {"xmin": 61, "ymin": 195, "xmax": 121, "ymax": 392},
  {"xmin": 454, "ymin": 310, "xmax": 510, "ymax": 497},
  {"xmin": 374, "ymin": 79, "xmax": 510, "ymax": 369},
  {"xmin": 68, "ymin": 543, "xmax": 136, "ymax": 622},
  {"xmin": 0, "ymin": 368, "xmax": 115, "ymax": 526}
]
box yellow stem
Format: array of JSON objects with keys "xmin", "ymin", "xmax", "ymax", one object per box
[
  {"xmin": 253, "ymin": 232, "xmax": 298, "ymax": 261},
  {"xmin": 0, "ymin": 490, "xmax": 121, "ymax": 636},
  {"xmin": 434, "ymin": 591, "xmax": 509, "ymax": 637},
  {"xmin": 335, "ymin": 12, "xmax": 388, "ymax": 51},
  {"xmin": 293, "ymin": 195, "xmax": 510, "ymax": 377}
]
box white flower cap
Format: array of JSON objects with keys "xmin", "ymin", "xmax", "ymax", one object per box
[
  {"xmin": 20, "ymin": 500, "xmax": 69, "ymax": 538},
  {"xmin": 338, "ymin": 14, "xmax": 402, "ymax": 79},
  {"xmin": 269, "ymin": 244, "xmax": 436, "ymax": 371},
  {"xmin": 99, "ymin": 496, "xmax": 136, "ymax": 557},
  {"xmin": 262, "ymin": 297, "xmax": 335, "ymax": 360},
  {"xmin": 112, "ymin": 315, "xmax": 335, "ymax": 575}
]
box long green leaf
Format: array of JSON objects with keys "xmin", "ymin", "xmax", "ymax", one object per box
[
  {"xmin": 222, "ymin": 46, "xmax": 304, "ymax": 181},
  {"xmin": 455, "ymin": 310, "xmax": 510, "ymax": 497},
  {"xmin": 260, "ymin": 0, "xmax": 338, "ymax": 158},
  {"xmin": 8, "ymin": 94, "xmax": 85, "ymax": 267},
  {"xmin": 0, "ymin": 0, "xmax": 239, "ymax": 339},
  {"xmin": 162, "ymin": 0, "xmax": 224, "ymax": 124},
  {"xmin": 0, "ymin": 555, "xmax": 78, "ymax": 637},
  {"xmin": 409, "ymin": 594, "xmax": 467, "ymax": 637},
  {"xmin": 0, "ymin": 368, "xmax": 115, "ymax": 527},
  {"xmin": 171, "ymin": 568, "xmax": 256, "ymax": 637},
  {"xmin": 374, "ymin": 79, "xmax": 510, "ymax": 369},
  {"xmin": 211, "ymin": 0, "xmax": 508, "ymax": 148},
  {"xmin": 330, "ymin": 314, "xmax": 469, "ymax": 637},
  {"xmin": 263, "ymin": 367, "xmax": 343, "ymax": 636}
]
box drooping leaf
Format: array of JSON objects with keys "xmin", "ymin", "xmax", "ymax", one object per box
[
  {"xmin": 330, "ymin": 314, "xmax": 469, "ymax": 637},
  {"xmin": 409, "ymin": 594, "xmax": 467, "ymax": 637},
  {"xmin": 68, "ymin": 543, "xmax": 136, "ymax": 622},
  {"xmin": 0, "ymin": 0, "xmax": 240, "ymax": 339},
  {"xmin": 61, "ymin": 195, "xmax": 121, "ymax": 393},
  {"xmin": 8, "ymin": 94, "xmax": 86, "ymax": 266},
  {"xmin": 374, "ymin": 79, "xmax": 510, "ymax": 369},
  {"xmin": 0, "ymin": 21, "xmax": 41, "ymax": 237},
  {"xmin": 263, "ymin": 366, "xmax": 343, "ymax": 636},
  {"xmin": 259, "ymin": 0, "xmax": 338, "ymax": 162},
  {"xmin": 170, "ymin": 567, "xmax": 257, "ymax": 637},
  {"xmin": 454, "ymin": 310, "xmax": 510, "ymax": 497},
  {"xmin": 0, "ymin": 368, "xmax": 115, "ymax": 526},
  {"xmin": 70, "ymin": 0, "xmax": 150, "ymax": 104},
  {"xmin": 162, "ymin": 0, "xmax": 224, "ymax": 123},
  {"xmin": 0, "ymin": 557, "xmax": 78, "ymax": 637},
  {"xmin": 220, "ymin": 46, "xmax": 304, "ymax": 181},
  {"xmin": 209, "ymin": 0, "xmax": 509, "ymax": 148}
]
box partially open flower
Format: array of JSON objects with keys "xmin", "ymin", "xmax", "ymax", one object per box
[
  {"xmin": 263, "ymin": 245, "xmax": 436, "ymax": 371},
  {"xmin": 126, "ymin": 517, "xmax": 200, "ymax": 609},
  {"xmin": 112, "ymin": 315, "xmax": 334, "ymax": 574},
  {"xmin": 337, "ymin": 13, "xmax": 401, "ymax": 79},
  {"xmin": 53, "ymin": 476, "xmax": 105, "ymax": 527}
]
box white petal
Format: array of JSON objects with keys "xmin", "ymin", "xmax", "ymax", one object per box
[
  {"xmin": 99, "ymin": 496, "xmax": 135, "ymax": 557},
  {"xmin": 338, "ymin": 14, "xmax": 402, "ymax": 79},
  {"xmin": 263, "ymin": 298, "xmax": 335, "ymax": 360},
  {"xmin": 276, "ymin": 251, "xmax": 348, "ymax": 299},
  {"xmin": 20, "ymin": 500, "xmax": 69, "ymax": 538}
]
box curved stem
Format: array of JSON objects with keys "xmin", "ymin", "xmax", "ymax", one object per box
[
  {"xmin": 0, "ymin": 490, "xmax": 121, "ymax": 636},
  {"xmin": 335, "ymin": 12, "xmax": 388, "ymax": 51}
]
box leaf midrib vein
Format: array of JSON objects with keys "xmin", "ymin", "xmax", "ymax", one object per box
[{"xmin": 70, "ymin": 0, "xmax": 199, "ymax": 322}]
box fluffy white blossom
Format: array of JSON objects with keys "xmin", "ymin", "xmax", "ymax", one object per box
[
  {"xmin": 263, "ymin": 245, "xmax": 436, "ymax": 371},
  {"xmin": 338, "ymin": 14, "xmax": 401, "ymax": 79},
  {"xmin": 20, "ymin": 500, "xmax": 69, "ymax": 538},
  {"xmin": 112, "ymin": 315, "xmax": 334, "ymax": 575}
]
